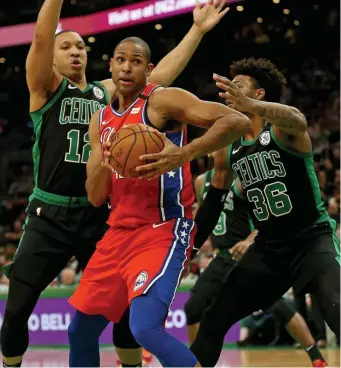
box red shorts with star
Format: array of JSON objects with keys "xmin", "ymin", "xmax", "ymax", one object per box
[{"xmin": 69, "ymin": 218, "xmax": 196, "ymax": 322}]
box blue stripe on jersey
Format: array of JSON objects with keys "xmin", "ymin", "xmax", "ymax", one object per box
[
  {"xmin": 159, "ymin": 131, "xmax": 185, "ymax": 221},
  {"xmin": 143, "ymin": 218, "xmax": 195, "ymax": 308}
]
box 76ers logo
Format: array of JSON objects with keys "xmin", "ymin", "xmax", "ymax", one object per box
[
  {"xmin": 133, "ymin": 271, "xmax": 148, "ymax": 292},
  {"xmin": 100, "ymin": 127, "xmax": 115, "ymax": 143}
]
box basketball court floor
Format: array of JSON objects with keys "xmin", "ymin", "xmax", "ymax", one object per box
[{"xmin": 22, "ymin": 346, "xmax": 340, "ymax": 367}]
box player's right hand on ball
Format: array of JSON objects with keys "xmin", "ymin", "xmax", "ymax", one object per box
[{"xmin": 101, "ymin": 142, "xmax": 116, "ymax": 172}]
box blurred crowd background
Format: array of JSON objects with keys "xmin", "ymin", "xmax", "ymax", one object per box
[{"xmin": 0, "ymin": 0, "xmax": 339, "ymax": 346}]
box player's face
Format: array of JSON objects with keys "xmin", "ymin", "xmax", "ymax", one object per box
[
  {"xmin": 110, "ymin": 42, "xmax": 154, "ymax": 96},
  {"xmin": 228, "ymin": 75, "xmax": 265, "ymax": 111},
  {"xmin": 54, "ymin": 32, "xmax": 87, "ymax": 81}
]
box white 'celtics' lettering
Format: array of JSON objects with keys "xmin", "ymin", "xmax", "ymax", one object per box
[
  {"xmin": 232, "ymin": 150, "xmax": 286, "ymax": 190},
  {"xmin": 59, "ymin": 97, "xmax": 106, "ymax": 125}
]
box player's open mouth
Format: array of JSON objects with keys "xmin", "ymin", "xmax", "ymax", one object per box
[
  {"xmin": 71, "ymin": 60, "xmax": 82, "ymax": 69},
  {"xmin": 119, "ymin": 78, "xmax": 134, "ymax": 86}
]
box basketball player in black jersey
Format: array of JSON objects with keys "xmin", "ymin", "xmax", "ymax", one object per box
[
  {"xmin": 185, "ymin": 58, "xmax": 340, "ymax": 366},
  {"xmin": 185, "ymin": 159, "xmax": 327, "ymax": 366},
  {"xmin": 138, "ymin": 58, "xmax": 340, "ymax": 366},
  {"xmin": 0, "ymin": 0, "xmax": 229, "ymax": 366}
]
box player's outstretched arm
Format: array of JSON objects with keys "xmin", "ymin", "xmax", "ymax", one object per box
[
  {"xmin": 86, "ymin": 111, "xmax": 113, "ymax": 207},
  {"xmin": 194, "ymin": 148, "xmax": 233, "ymax": 250},
  {"xmin": 148, "ymin": 0, "xmax": 229, "ymax": 87},
  {"xmin": 26, "ymin": 0, "xmax": 63, "ymax": 107},
  {"xmin": 136, "ymin": 88, "xmax": 251, "ymax": 179}
]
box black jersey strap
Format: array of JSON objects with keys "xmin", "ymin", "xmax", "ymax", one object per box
[{"xmin": 193, "ymin": 185, "xmax": 229, "ymax": 258}]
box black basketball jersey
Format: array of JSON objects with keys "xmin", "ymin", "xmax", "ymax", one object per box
[
  {"xmin": 200, "ymin": 170, "xmax": 255, "ymax": 250},
  {"xmin": 30, "ymin": 79, "xmax": 109, "ymax": 197},
  {"xmin": 228, "ymin": 124, "xmax": 329, "ymax": 241}
]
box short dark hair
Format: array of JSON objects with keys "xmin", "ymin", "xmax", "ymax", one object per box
[
  {"xmin": 114, "ymin": 37, "xmax": 151, "ymax": 63},
  {"xmin": 230, "ymin": 58, "xmax": 287, "ymax": 102},
  {"xmin": 55, "ymin": 30, "xmax": 83, "ymax": 41}
]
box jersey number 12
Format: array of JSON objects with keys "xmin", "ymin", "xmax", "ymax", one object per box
[{"xmin": 64, "ymin": 129, "xmax": 90, "ymax": 164}]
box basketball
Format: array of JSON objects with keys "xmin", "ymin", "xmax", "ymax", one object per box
[{"xmin": 109, "ymin": 123, "xmax": 164, "ymax": 178}]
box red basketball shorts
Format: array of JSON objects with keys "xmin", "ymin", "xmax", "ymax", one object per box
[{"xmin": 69, "ymin": 218, "xmax": 196, "ymax": 322}]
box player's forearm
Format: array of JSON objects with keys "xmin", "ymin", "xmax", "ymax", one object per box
[
  {"xmin": 33, "ymin": 0, "xmax": 63, "ymax": 47},
  {"xmin": 247, "ymin": 100, "xmax": 307, "ymax": 133},
  {"xmin": 194, "ymin": 185, "xmax": 228, "ymax": 250},
  {"xmin": 86, "ymin": 164, "xmax": 111, "ymax": 207},
  {"xmin": 149, "ymin": 25, "xmax": 204, "ymax": 87},
  {"xmin": 26, "ymin": 0, "xmax": 63, "ymax": 90},
  {"xmin": 184, "ymin": 113, "xmax": 251, "ymax": 160}
]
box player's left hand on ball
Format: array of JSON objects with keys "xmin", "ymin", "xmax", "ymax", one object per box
[
  {"xmin": 193, "ymin": 0, "xmax": 230, "ymax": 34},
  {"xmin": 136, "ymin": 130, "xmax": 187, "ymax": 180},
  {"xmin": 213, "ymin": 73, "xmax": 254, "ymax": 112},
  {"xmin": 229, "ymin": 240, "xmax": 251, "ymax": 261}
]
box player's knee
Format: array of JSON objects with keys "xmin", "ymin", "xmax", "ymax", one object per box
[
  {"xmin": 2, "ymin": 282, "xmax": 39, "ymax": 328},
  {"xmin": 268, "ymin": 298, "xmax": 295, "ymax": 325},
  {"xmin": 129, "ymin": 318, "xmax": 150, "ymax": 348},
  {"xmin": 129, "ymin": 304, "xmax": 162, "ymax": 351},
  {"xmin": 184, "ymin": 292, "xmax": 208, "ymax": 325}
]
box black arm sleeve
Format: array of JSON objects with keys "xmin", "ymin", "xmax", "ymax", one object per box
[{"xmin": 193, "ymin": 185, "xmax": 229, "ymax": 253}]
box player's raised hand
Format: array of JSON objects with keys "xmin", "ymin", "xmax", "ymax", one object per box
[
  {"xmin": 193, "ymin": 0, "xmax": 230, "ymax": 34},
  {"xmin": 136, "ymin": 131, "xmax": 187, "ymax": 180},
  {"xmin": 213, "ymin": 73, "xmax": 255, "ymax": 112}
]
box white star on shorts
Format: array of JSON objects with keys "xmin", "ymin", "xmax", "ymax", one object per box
[
  {"xmin": 182, "ymin": 221, "xmax": 189, "ymax": 229},
  {"xmin": 180, "ymin": 230, "xmax": 187, "ymax": 238}
]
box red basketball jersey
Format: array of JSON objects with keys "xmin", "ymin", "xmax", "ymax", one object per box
[{"xmin": 98, "ymin": 83, "xmax": 194, "ymax": 228}]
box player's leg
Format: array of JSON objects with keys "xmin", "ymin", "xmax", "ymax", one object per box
[
  {"xmin": 267, "ymin": 298, "xmax": 327, "ymax": 365},
  {"xmin": 1, "ymin": 229, "xmax": 72, "ymax": 367},
  {"xmin": 295, "ymin": 226, "xmax": 340, "ymax": 339},
  {"xmin": 130, "ymin": 286, "xmax": 199, "ymax": 367},
  {"xmin": 184, "ymin": 254, "xmax": 233, "ymax": 344},
  {"xmin": 185, "ymin": 292, "xmax": 211, "ymax": 344},
  {"xmin": 69, "ymin": 228, "xmax": 129, "ymax": 367},
  {"xmin": 113, "ymin": 308, "xmax": 142, "ymax": 367},
  {"xmin": 73, "ymin": 231, "xmax": 142, "ymax": 368},
  {"xmin": 68, "ymin": 311, "xmax": 109, "ymax": 367},
  {"xmin": 190, "ymin": 242, "xmax": 290, "ymax": 367},
  {"xmin": 309, "ymin": 256, "xmax": 340, "ymax": 338},
  {"xmin": 127, "ymin": 218, "xmax": 199, "ymax": 367}
]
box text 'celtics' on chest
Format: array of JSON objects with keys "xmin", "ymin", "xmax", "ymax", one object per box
[
  {"xmin": 232, "ymin": 150, "xmax": 286, "ymax": 189},
  {"xmin": 59, "ymin": 97, "xmax": 106, "ymax": 125}
]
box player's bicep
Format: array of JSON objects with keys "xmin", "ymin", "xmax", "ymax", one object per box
[
  {"xmin": 272, "ymin": 126, "xmax": 312, "ymax": 154},
  {"xmin": 87, "ymin": 111, "xmax": 102, "ymax": 177},
  {"xmin": 152, "ymin": 88, "xmax": 233, "ymax": 129}
]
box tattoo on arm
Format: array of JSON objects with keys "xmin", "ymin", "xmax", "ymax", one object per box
[{"xmin": 258, "ymin": 105, "xmax": 297, "ymax": 129}]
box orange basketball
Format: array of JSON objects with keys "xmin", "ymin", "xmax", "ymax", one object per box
[{"xmin": 109, "ymin": 123, "xmax": 164, "ymax": 178}]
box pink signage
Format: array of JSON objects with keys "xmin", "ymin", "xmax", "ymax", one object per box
[{"xmin": 0, "ymin": 0, "xmax": 241, "ymax": 48}]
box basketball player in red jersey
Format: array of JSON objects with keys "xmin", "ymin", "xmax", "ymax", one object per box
[{"xmin": 68, "ymin": 37, "xmax": 250, "ymax": 367}]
